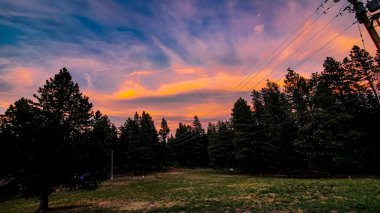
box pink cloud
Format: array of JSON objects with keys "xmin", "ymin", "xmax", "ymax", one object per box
[{"xmin": 254, "ymin": 24, "xmax": 265, "ymax": 35}]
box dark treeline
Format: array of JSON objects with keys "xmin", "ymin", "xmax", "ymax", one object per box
[
  {"xmin": 1, "ymin": 45, "xmax": 380, "ymax": 210},
  {"xmin": 206, "ymin": 45, "xmax": 380, "ymax": 175},
  {"xmin": 167, "ymin": 45, "xmax": 380, "ymax": 175}
]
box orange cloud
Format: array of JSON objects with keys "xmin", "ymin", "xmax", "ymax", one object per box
[
  {"xmin": 127, "ymin": 70, "xmax": 156, "ymax": 77},
  {"xmin": 172, "ymin": 64, "xmax": 204, "ymax": 75}
]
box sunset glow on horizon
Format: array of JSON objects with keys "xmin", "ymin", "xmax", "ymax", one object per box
[{"xmin": 0, "ymin": 0, "xmax": 377, "ymax": 130}]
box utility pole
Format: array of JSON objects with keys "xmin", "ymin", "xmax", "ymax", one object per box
[
  {"xmin": 349, "ymin": 0, "xmax": 380, "ymax": 51},
  {"xmin": 349, "ymin": 0, "xmax": 380, "ymax": 104}
]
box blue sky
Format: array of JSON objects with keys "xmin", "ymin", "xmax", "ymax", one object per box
[{"xmin": 0, "ymin": 0, "xmax": 374, "ymax": 128}]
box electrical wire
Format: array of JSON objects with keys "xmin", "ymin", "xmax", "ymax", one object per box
[
  {"xmin": 204, "ymin": 1, "xmax": 339, "ymax": 119},
  {"xmin": 198, "ymin": 0, "xmax": 334, "ymax": 121},
  {"xmin": 171, "ymin": 0, "xmax": 347, "ymax": 144},
  {"xmin": 214, "ymin": 4, "xmax": 352, "ymax": 116},
  {"xmin": 169, "ymin": 21, "xmax": 357, "ymax": 147}
]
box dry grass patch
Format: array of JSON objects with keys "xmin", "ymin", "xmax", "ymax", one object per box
[{"xmin": 85, "ymin": 199, "xmax": 181, "ymax": 212}]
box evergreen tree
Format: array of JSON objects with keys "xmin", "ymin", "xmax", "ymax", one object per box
[
  {"xmin": 2, "ymin": 68, "xmax": 95, "ymax": 210},
  {"xmin": 191, "ymin": 116, "xmax": 208, "ymax": 167},
  {"xmin": 165, "ymin": 134, "xmax": 177, "ymax": 166},
  {"xmin": 1, "ymin": 98, "xmax": 43, "ymax": 194},
  {"xmin": 84, "ymin": 110, "xmax": 117, "ymax": 179},
  {"xmin": 118, "ymin": 111, "xmax": 160, "ymax": 173},
  {"xmin": 284, "ymin": 68, "xmax": 310, "ymax": 114},
  {"xmin": 170, "ymin": 122, "xmax": 193, "ymax": 166},
  {"xmin": 294, "ymin": 111, "xmax": 362, "ymax": 174},
  {"xmin": 118, "ymin": 113, "xmax": 141, "ymax": 174},
  {"xmin": 140, "ymin": 111, "xmax": 159, "ymax": 171},
  {"xmin": 231, "ymin": 98, "xmax": 253, "ymax": 171},
  {"xmin": 36, "ymin": 68, "xmax": 94, "ymax": 210},
  {"xmin": 158, "ymin": 117, "xmax": 170, "ymax": 170},
  {"xmin": 294, "ymin": 55, "xmax": 368, "ymax": 174},
  {"xmin": 251, "ymin": 81, "xmax": 296, "ymax": 172},
  {"xmin": 347, "ymin": 45, "xmax": 379, "ymax": 105},
  {"xmin": 158, "ymin": 117, "xmax": 170, "ymax": 143},
  {"xmin": 208, "ymin": 121, "xmax": 234, "ymax": 169}
]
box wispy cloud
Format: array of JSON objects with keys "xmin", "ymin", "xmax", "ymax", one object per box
[{"xmin": 0, "ymin": 0, "xmax": 374, "ymax": 129}]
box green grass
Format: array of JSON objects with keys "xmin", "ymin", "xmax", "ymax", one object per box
[{"xmin": 1, "ymin": 169, "xmax": 380, "ymax": 212}]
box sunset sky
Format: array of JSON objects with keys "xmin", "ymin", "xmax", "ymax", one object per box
[{"xmin": 0, "ymin": 0, "xmax": 377, "ymax": 129}]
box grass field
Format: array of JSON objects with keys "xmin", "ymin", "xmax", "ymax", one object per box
[{"xmin": 1, "ymin": 169, "xmax": 380, "ymax": 212}]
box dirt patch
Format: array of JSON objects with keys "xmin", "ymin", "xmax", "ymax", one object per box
[
  {"xmin": 86, "ymin": 199, "xmax": 180, "ymax": 212},
  {"xmin": 104, "ymin": 171, "xmax": 185, "ymax": 186},
  {"xmin": 227, "ymin": 182, "xmax": 271, "ymax": 192},
  {"xmin": 171, "ymin": 186, "xmax": 197, "ymax": 193},
  {"xmin": 120, "ymin": 200, "xmax": 178, "ymax": 211},
  {"xmin": 230, "ymin": 193, "xmax": 278, "ymax": 205}
]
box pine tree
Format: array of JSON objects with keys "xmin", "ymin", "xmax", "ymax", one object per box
[
  {"xmin": 2, "ymin": 68, "xmax": 94, "ymax": 210},
  {"xmin": 191, "ymin": 116, "xmax": 208, "ymax": 167},
  {"xmin": 251, "ymin": 81, "xmax": 296, "ymax": 172},
  {"xmin": 158, "ymin": 118, "xmax": 170, "ymax": 170},
  {"xmin": 159, "ymin": 117, "xmax": 170, "ymax": 143},
  {"xmin": 348, "ymin": 45, "xmax": 379, "ymax": 105},
  {"xmin": 36, "ymin": 68, "xmax": 93, "ymax": 209},
  {"xmin": 118, "ymin": 111, "xmax": 160, "ymax": 173},
  {"xmin": 231, "ymin": 98, "xmax": 253, "ymax": 171},
  {"xmin": 84, "ymin": 110, "xmax": 117, "ymax": 179},
  {"xmin": 1, "ymin": 98, "xmax": 43, "ymax": 193},
  {"xmin": 169, "ymin": 122, "xmax": 192, "ymax": 166},
  {"xmin": 140, "ymin": 111, "xmax": 159, "ymax": 171},
  {"xmin": 284, "ymin": 68, "xmax": 310, "ymax": 114},
  {"xmin": 208, "ymin": 121, "xmax": 234, "ymax": 169}
]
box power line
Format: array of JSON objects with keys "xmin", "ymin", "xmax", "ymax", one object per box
[
  {"xmin": 199, "ymin": 0, "xmax": 333, "ymax": 118},
  {"xmin": 199, "ymin": 0, "xmax": 338, "ymax": 123},
  {"xmin": 292, "ymin": 21, "xmax": 357, "ymax": 69},
  {"xmin": 170, "ymin": 20, "xmax": 357, "ymax": 147},
  {"xmin": 171, "ymin": 0, "xmax": 343, "ymax": 144},
  {"xmin": 215, "ymin": 6, "xmax": 353, "ymax": 116},
  {"xmin": 229, "ymin": 0, "xmax": 340, "ymax": 93},
  {"xmin": 247, "ymin": 7, "xmax": 344, "ymax": 89}
]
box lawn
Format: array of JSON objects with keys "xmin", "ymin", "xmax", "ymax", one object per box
[{"xmin": 1, "ymin": 169, "xmax": 380, "ymax": 212}]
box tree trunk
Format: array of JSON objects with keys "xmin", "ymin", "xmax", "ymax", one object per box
[{"xmin": 39, "ymin": 191, "xmax": 49, "ymax": 211}]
